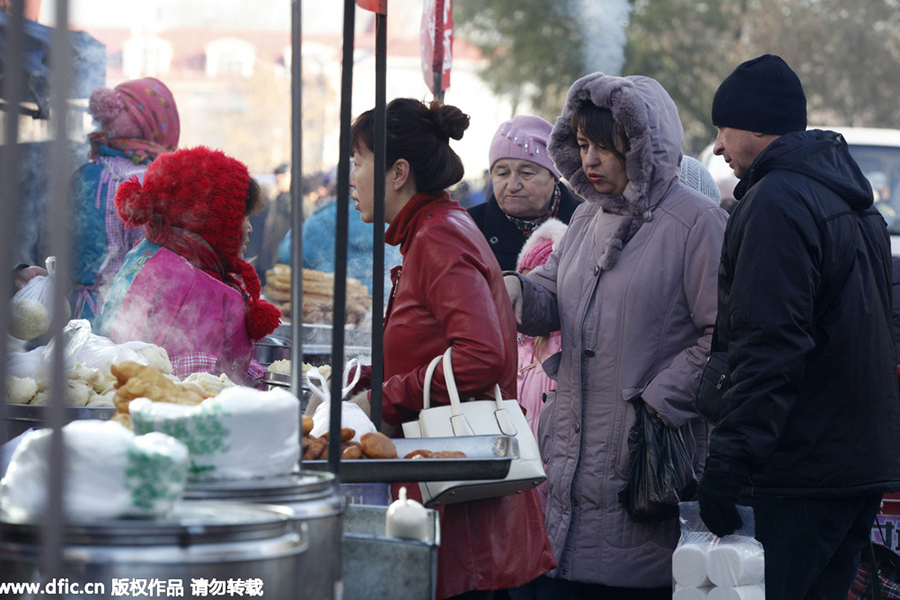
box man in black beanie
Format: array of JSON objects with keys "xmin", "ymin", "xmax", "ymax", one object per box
[{"xmin": 697, "ymin": 54, "xmax": 900, "ymax": 599}]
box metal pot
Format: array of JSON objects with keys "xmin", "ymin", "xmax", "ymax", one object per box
[
  {"xmin": 183, "ymin": 470, "xmax": 343, "ymax": 600},
  {"xmin": 252, "ymin": 334, "xmax": 291, "ymax": 367},
  {"xmin": 0, "ymin": 502, "xmax": 307, "ymax": 599}
]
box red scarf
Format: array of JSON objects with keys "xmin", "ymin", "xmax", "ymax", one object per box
[{"xmin": 145, "ymin": 222, "xmax": 241, "ymax": 292}]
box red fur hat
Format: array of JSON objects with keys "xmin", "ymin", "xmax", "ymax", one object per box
[{"xmin": 116, "ymin": 146, "xmax": 280, "ymax": 341}]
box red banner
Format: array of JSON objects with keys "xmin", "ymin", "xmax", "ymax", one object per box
[
  {"xmin": 356, "ymin": 0, "xmax": 386, "ymax": 14},
  {"xmin": 420, "ymin": 0, "xmax": 453, "ymax": 94}
]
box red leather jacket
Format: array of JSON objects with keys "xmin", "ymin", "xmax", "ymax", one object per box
[
  {"xmin": 382, "ymin": 191, "xmax": 555, "ymax": 598},
  {"xmin": 382, "ymin": 191, "xmax": 518, "ymax": 424}
]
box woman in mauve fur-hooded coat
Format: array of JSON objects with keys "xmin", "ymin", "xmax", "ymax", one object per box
[{"xmin": 511, "ymin": 73, "xmax": 728, "ymax": 590}]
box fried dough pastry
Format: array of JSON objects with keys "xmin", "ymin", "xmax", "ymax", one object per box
[
  {"xmin": 341, "ymin": 442, "xmax": 363, "ymax": 460},
  {"xmin": 302, "ymin": 436, "xmax": 327, "ymax": 460},
  {"xmin": 431, "ymin": 450, "xmax": 467, "ymax": 459},
  {"xmin": 359, "ymin": 431, "xmax": 398, "ymax": 459},
  {"xmin": 110, "ymin": 361, "xmax": 208, "ymax": 414},
  {"xmin": 404, "ymin": 449, "xmax": 434, "ymax": 459}
]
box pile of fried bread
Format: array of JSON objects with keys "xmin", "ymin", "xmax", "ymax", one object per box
[{"xmin": 263, "ymin": 264, "xmax": 372, "ymax": 328}]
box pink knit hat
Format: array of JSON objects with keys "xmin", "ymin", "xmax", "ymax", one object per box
[
  {"xmin": 489, "ymin": 115, "xmax": 560, "ymax": 180},
  {"xmin": 517, "ymin": 218, "xmax": 568, "ymax": 273},
  {"xmin": 88, "ymin": 77, "xmax": 180, "ymax": 163}
]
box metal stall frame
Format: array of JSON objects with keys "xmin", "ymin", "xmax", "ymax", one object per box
[
  {"xmin": 298, "ymin": 0, "xmax": 388, "ymax": 476},
  {"xmin": 0, "ymin": 0, "xmax": 73, "ymax": 582},
  {"xmin": 0, "ymin": 0, "xmax": 390, "ymax": 583}
]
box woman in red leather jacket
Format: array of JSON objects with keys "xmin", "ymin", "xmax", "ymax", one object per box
[{"xmin": 349, "ymin": 98, "xmax": 556, "ymax": 600}]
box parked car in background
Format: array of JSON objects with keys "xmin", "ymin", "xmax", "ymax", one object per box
[{"xmin": 700, "ymin": 126, "xmax": 900, "ymax": 256}]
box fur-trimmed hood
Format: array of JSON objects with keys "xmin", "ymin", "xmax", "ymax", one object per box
[{"xmin": 548, "ymin": 73, "xmax": 683, "ymax": 217}]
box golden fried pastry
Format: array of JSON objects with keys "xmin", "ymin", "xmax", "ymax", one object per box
[
  {"xmin": 319, "ymin": 427, "xmax": 356, "ymax": 443},
  {"xmin": 341, "ymin": 442, "xmax": 363, "ymax": 460},
  {"xmin": 302, "ymin": 415, "xmax": 314, "ymax": 437},
  {"xmin": 431, "ymin": 450, "xmax": 467, "ymax": 459},
  {"xmin": 110, "ymin": 361, "xmax": 206, "ymax": 414},
  {"xmin": 404, "ymin": 449, "xmax": 434, "ymax": 459},
  {"xmin": 302, "ymin": 436, "xmax": 326, "ymax": 461},
  {"xmin": 359, "ymin": 431, "xmax": 398, "ymax": 459}
]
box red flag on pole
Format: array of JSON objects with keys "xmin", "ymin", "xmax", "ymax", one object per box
[
  {"xmin": 356, "ymin": 0, "xmax": 386, "ymax": 14},
  {"xmin": 420, "ymin": 0, "xmax": 453, "ymax": 95}
]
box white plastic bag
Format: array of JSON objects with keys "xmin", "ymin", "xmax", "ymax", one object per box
[
  {"xmin": 306, "ymin": 359, "xmax": 376, "ymax": 443},
  {"xmin": 673, "ymin": 501, "xmax": 765, "ymax": 597},
  {"xmin": 10, "ymin": 257, "xmax": 68, "ymax": 341},
  {"xmin": 35, "ymin": 320, "xmax": 171, "ymax": 380}
]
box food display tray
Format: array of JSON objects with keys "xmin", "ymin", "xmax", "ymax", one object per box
[
  {"xmin": 2, "ymin": 404, "xmax": 117, "ymax": 440},
  {"xmin": 273, "ymin": 323, "xmax": 372, "ymax": 358},
  {"xmin": 301, "ymin": 435, "xmax": 518, "ymax": 483}
]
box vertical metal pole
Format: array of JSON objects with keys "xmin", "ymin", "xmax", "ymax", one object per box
[
  {"xmin": 289, "ymin": 1, "xmax": 304, "ymax": 401},
  {"xmin": 40, "ymin": 0, "xmax": 74, "ymax": 581},
  {"xmin": 433, "ymin": 0, "xmax": 444, "ymax": 102},
  {"xmin": 328, "ymin": 0, "xmax": 355, "ymax": 474},
  {"xmin": 0, "ymin": 0, "xmax": 27, "ymax": 448},
  {"xmin": 369, "ymin": 9, "xmax": 387, "ymax": 429}
]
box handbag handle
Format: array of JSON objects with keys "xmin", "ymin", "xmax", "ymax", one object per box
[
  {"xmin": 421, "ymin": 348, "xmax": 517, "ymax": 437},
  {"xmin": 305, "ymin": 357, "xmax": 362, "ymax": 402}
]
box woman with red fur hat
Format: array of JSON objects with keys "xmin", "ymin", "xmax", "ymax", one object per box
[
  {"xmin": 94, "ymin": 146, "xmax": 282, "ymax": 385},
  {"xmin": 71, "ymin": 77, "xmax": 180, "ymax": 324}
]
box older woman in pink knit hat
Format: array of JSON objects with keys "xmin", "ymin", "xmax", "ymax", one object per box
[{"xmin": 468, "ymin": 115, "xmax": 582, "ymax": 271}]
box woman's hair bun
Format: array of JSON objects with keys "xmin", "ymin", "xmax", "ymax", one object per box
[{"xmin": 430, "ymin": 100, "xmax": 470, "ymax": 141}]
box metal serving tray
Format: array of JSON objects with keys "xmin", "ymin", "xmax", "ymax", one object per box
[
  {"xmin": 273, "ymin": 323, "xmax": 372, "ymax": 358},
  {"xmin": 2, "ymin": 404, "xmax": 116, "ymax": 440},
  {"xmin": 301, "ymin": 435, "xmax": 518, "ymax": 483}
]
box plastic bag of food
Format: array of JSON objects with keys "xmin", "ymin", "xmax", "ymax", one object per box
[
  {"xmin": 6, "ymin": 346, "xmax": 46, "ymax": 380},
  {"xmin": 0, "ymin": 420, "xmax": 189, "ymax": 522},
  {"xmin": 36, "ymin": 320, "xmax": 172, "ymax": 381},
  {"xmin": 618, "ymin": 398, "xmax": 698, "ymax": 522},
  {"xmin": 672, "ymin": 501, "xmax": 765, "ymax": 598},
  {"xmin": 10, "ymin": 257, "xmax": 69, "ymax": 341}
]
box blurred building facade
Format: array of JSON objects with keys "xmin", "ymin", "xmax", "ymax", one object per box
[{"xmin": 36, "ymin": 1, "xmax": 521, "ymax": 183}]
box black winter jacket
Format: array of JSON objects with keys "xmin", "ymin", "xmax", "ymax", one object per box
[
  {"xmin": 708, "ymin": 129, "xmax": 900, "ymax": 497},
  {"xmin": 467, "ymin": 184, "xmax": 581, "ymax": 271}
]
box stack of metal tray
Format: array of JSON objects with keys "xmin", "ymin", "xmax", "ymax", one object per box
[{"xmin": 273, "ymin": 323, "xmax": 372, "ymax": 359}]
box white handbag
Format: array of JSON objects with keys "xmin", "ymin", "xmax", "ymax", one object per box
[{"xmin": 402, "ymin": 347, "xmax": 546, "ymax": 507}]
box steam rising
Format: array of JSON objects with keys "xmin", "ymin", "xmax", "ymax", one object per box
[{"xmin": 579, "ymin": 0, "xmax": 632, "ymax": 75}]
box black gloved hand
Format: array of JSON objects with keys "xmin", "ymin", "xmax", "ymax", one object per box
[{"xmin": 697, "ymin": 470, "xmax": 745, "ymax": 537}]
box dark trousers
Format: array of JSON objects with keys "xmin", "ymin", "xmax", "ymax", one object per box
[
  {"xmin": 747, "ymin": 493, "xmax": 882, "ymax": 600},
  {"xmin": 512, "ymin": 574, "xmax": 670, "ymax": 600}
]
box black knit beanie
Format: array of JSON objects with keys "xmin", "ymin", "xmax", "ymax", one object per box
[{"xmin": 711, "ymin": 54, "xmax": 807, "ymax": 135}]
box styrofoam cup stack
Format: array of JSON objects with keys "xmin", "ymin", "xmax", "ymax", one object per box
[
  {"xmin": 673, "ymin": 584, "xmax": 714, "ymax": 600},
  {"xmin": 707, "ymin": 584, "xmax": 765, "ymax": 600},
  {"xmin": 673, "ymin": 542, "xmax": 712, "ymax": 588},
  {"xmin": 707, "ymin": 541, "xmax": 765, "ymax": 587}
]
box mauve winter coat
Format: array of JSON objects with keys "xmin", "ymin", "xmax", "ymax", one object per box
[{"xmin": 514, "ymin": 74, "xmax": 727, "ymax": 588}]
